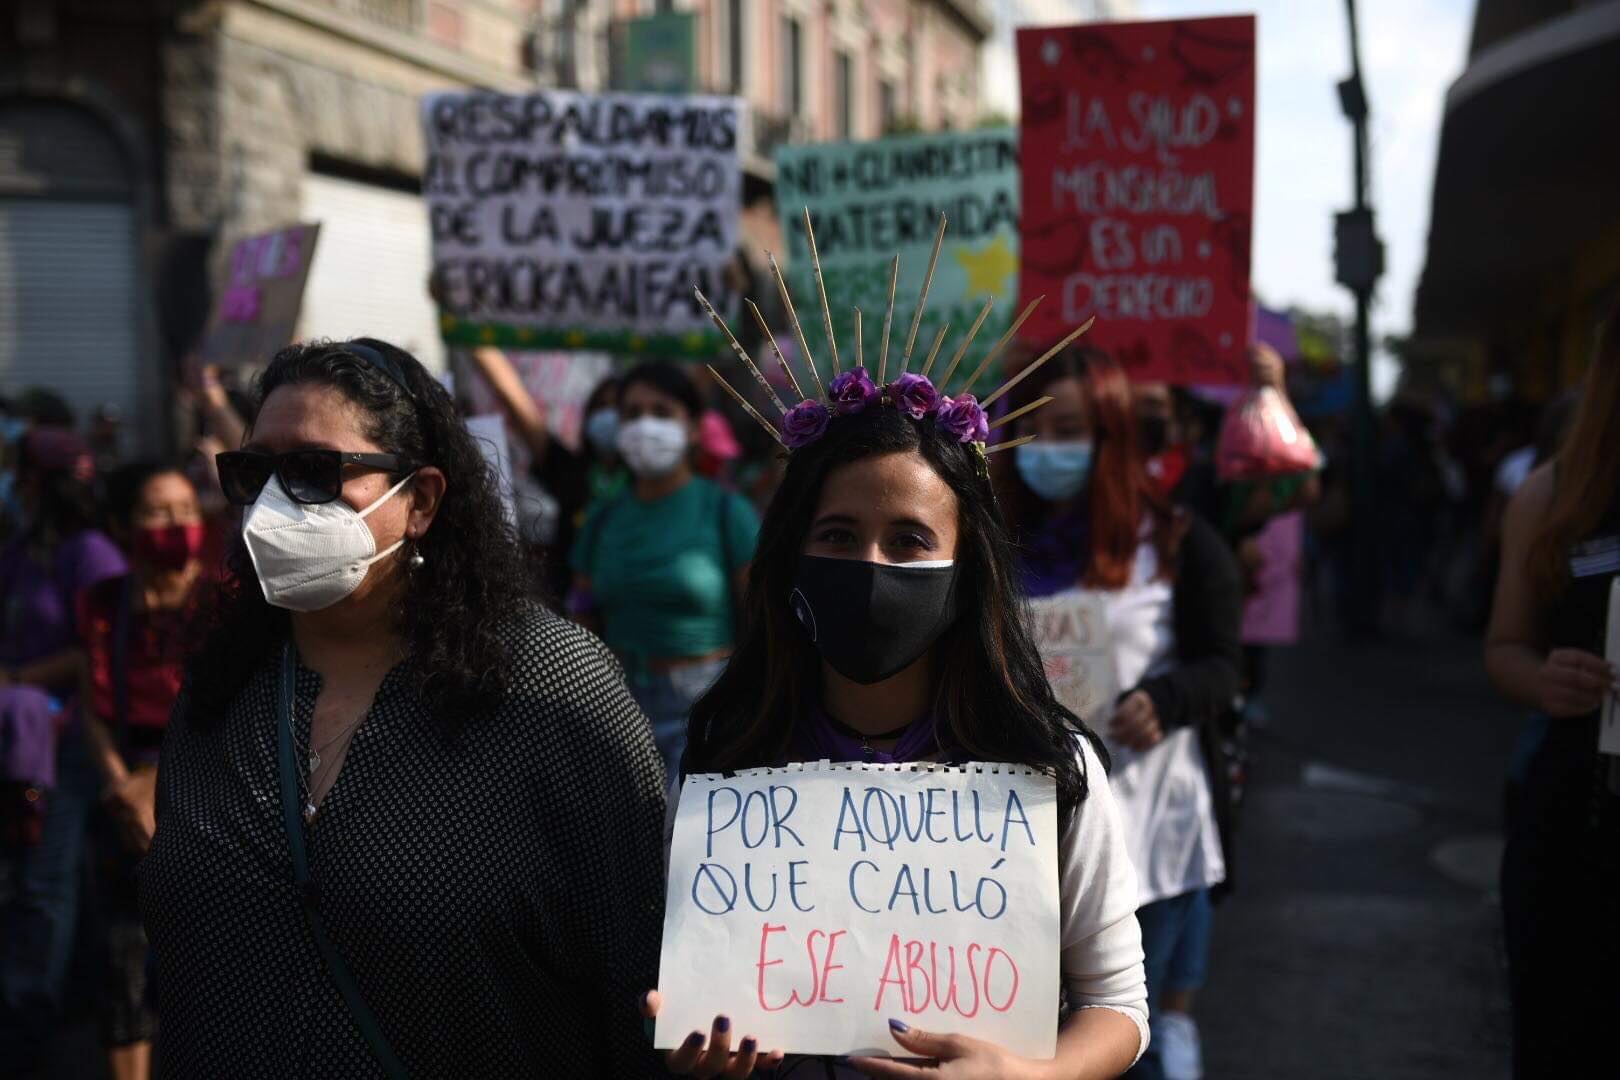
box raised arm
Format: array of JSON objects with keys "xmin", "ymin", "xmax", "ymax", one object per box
[{"xmin": 467, "ymin": 346, "xmax": 553, "ymax": 465}]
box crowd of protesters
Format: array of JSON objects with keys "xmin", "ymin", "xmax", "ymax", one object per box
[{"xmin": 0, "ymin": 290, "xmax": 1611, "ymax": 1078}]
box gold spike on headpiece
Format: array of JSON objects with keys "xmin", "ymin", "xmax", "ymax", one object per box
[
  {"xmin": 901, "ymin": 214, "xmax": 947, "ymax": 371},
  {"xmin": 746, "ymin": 299, "xmax": 803, "ymax": 402},
  {"xmin": 984, "ymin": 434, "xmax": 1038, "ymax": 456},
  {"xmin": 921, "ymin": 323, "xmax": 950, "ymax": 379},
  {"xmin": 989, "ymin": 395, "xmax": 1054, "ymax": 432},
  {"xmin": 955, "ymin": 296, "xmax": 1044, "ymax": 397},
  {"xmin": 706, "ymin": 365, "xmax": 785, "ymax": 447},
  {"xmin": 982, "ymin": 317, "xmax": 1095, "ymax": 408},
  {"xmin": 853, "ymin": 309, "xmax": 864, "ymax": 371},
  {"xmin": 695, "ymin": 287, "xmax": 786, "ymax": 415},
  {"xmin": 877, "ymin": 255, "xmax": 900, "ymax": 383},
  {"xmin": 937, "ymin": 299, "xmax": 996, "ymax": 389},
  {"xmin": 767, "ymin": 251, "xmax": 824, "ymax": 399},
  {"xmin": 803, "ymin": 208, "xmax": 841, "ymax": 375}
]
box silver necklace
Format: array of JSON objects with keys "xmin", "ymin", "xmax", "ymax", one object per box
[{"xmin": 293, "ymin": 711, "xmax": 368, "ymax": 822}]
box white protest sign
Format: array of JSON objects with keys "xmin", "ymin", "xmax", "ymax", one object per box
[
  {"xmin": 656, "ymin": 761, "xmax": 1059, "ymax": 1058},
  {"xmin": 422, "ymin": 90, "xmax": 745, "ymax": 356},
  {"xmin": 1030, "ymin": 591, "xmax": 1119, "ymax": 729},
  {"xmin": 1601, "ymin": 579, "xmax": 1620, "ymax": 756}
]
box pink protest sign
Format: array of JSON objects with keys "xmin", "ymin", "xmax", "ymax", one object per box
[{"xmin": 197, "ymin": 224, "xmax": 321, "ymax": 368}]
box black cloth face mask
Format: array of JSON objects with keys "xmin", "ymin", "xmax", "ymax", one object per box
[{"xmin": 789, "ymin": 555, "xmax": 961, "ymax": 685}]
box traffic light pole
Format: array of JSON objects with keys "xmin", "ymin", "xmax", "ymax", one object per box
[{"xmin": 1339, "ymin": 0, "xmax": 1383, "ymax": 636}]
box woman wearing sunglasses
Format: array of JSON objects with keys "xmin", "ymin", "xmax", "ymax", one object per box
[{"xmin": 138, "ymin": 339, "xmax": 668, "ymax": 1078}]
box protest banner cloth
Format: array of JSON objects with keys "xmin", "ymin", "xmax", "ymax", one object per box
[
  {"xmin": 422, "ymin": 90, "xmax": 744, "ymax": 356},
  {"xmin": 1017, "ymin": 16, "xmax": 1256, "ymax": 384},
  {"xmin": 196, "ymin": 224, "xmax": 320, "ymax": 369},
  {"xmin": 656, "ymin": 761, "xmax": 1060, "ymax": 1058},
  {"xmin": 1029, "ymin": 591, "xmax": 1119, "ymax": 728},
  {"xmin": 774, "ymin": 130, "xmax": 1020, "ymax": 383}
]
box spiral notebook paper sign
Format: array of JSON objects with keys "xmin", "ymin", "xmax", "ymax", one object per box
[{"xmin": 654, "ymin": 761, "xmax": 1060, "ymax": 1058}]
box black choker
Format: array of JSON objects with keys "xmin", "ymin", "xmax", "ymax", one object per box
[{"xmin": 823, "ymin": 712, "xmax": 915, "ymax": 743}]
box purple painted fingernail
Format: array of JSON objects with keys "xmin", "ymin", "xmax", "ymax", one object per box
[
  {"xmin": 889, "ymin": 1018, "xmax": 909, "ymax": 1033},
  {"xmin": 716, "ymin": 1015, "xmax": 731, "ymax": 1034},
  {"xmin": 740, "ymin": 1037, "xmax": 757, "ymax": 1053},
  {"xmin": 685, "ymin": 1031, "xmax": 705, "ymax": 1046}
]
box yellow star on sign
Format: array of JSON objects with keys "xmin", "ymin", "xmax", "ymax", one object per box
[
  {"xmin": 954, "ymin": 235, "xmax": 1018, "ymax": 299},
  {"xmin": 439, "ymin": 313, "xmax": 457, "ymax": 332},
  {"xmin": 479, "ymin": 326, "xmax": 497, "ymax": 344},
  {"xmin": 517, "ymin": 328, "xmax": 535, "ymax": 343},
  {"xmin": 565, "ymin": 330, "xmax": 587, "ymax": 347}
]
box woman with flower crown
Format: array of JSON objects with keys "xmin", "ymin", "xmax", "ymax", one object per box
[{"xmin": 640, "ymin": 219, "xmax": 1149, "ymax": 1079}]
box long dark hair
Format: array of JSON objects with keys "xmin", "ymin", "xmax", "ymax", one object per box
[
  {"xmin": 186, "ymin": 338, "xmax": 536, "ymax": 727},
  {"xmin": 999, "ymin": 347, "xmax": 1182, "ymax": 587},
  {"xmin": 1529, "ymin": 300, "xmax": 1620, "ymax": 593},
  {"xmin": 685, "ymin": 405, "xmax": 1100, "ymax": 823}
]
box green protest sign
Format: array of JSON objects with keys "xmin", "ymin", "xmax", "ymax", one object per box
[{"xmin": 774, "ymin": 130, "xmax": 1018, "ymax": 386}]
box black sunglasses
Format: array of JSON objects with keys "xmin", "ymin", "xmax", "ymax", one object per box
[{"xmin": 216, "ymin": 449, "xmax": 416, "ymax": 507}]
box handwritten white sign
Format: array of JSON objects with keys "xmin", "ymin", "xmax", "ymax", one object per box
[
  {"xmin": 422, "ymin": 90, "xmax": 744, "ymax": 356},
  {"xmin": 1030, "ymin": 591, "xmax": 1119, "ymax": 728},
  {"xmin": 656, "ymin": 761, "xmax": 1060, "ymax": 1058}
]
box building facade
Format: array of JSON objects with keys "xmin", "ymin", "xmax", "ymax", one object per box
[
  {"xmin": 1, "ymin": 1, "xmax": 995, "ymax": 449},
  {"xmin": 1413, "ymin": 0, "xmax": 1620, "ymax": 401}
]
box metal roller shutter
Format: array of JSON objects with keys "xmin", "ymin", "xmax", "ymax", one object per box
[
  {"xmin": 0, "ymin": 199, "xmax": 142, "ymax": 437},
  {"xmin": 299, "ymin": 172, "xmax": 445, "ymax": 374}
]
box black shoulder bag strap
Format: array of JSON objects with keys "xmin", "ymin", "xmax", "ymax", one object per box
[{"xmin": 275, "ymin": 644, "xmax": 410, "ymax": 1079}]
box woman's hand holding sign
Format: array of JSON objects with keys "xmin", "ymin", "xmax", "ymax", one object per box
[
  {"xmin": 643, "ymin": 991, "xmax": 786, "ymax": 1078},
  {"xmin": 1109, "ymin": 690, "xmax": 1164, "ymax": 750},
  {"xmin": 849, "ymin": 1019, "xmax": 1038, "ymax": 1079}
]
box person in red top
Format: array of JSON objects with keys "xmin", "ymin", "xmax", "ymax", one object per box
[{"xmin": 78, "ymin": 462, "xmax": 209, "ymax": 1080}]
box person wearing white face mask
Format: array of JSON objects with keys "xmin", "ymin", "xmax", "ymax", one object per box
[
  {"xmin": 569, "ymin": 361, "xmax": 759, "ymax": 786},
  {"xmin": 996, "ymin": 346, "xmax": 1243, "ymax": 1080},
  {"xmin": 139, "ymin": 339, "xmax": 668, "ymax": 1079}
]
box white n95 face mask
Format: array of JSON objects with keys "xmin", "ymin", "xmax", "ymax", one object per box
[
  {"xmin": 242, "ymin": 473, "xmax": 416, "ymax": 612},
  {"xmin": 616, "ymin": 417, "xmax": 688, "ymax": 477}
]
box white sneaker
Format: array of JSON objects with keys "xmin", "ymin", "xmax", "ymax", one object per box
[{"xmin": 1156, "ymin": 1011, "xmax": 1203, "ymax": 1080}]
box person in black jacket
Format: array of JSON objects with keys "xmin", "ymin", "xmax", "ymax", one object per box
[{"xmin": 998, "ymin": 346, "xmax": 1243, "ymax": 1080}]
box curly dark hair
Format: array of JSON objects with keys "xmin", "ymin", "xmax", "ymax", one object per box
[
  {"xmin": 185, "ymin": 338, "xmax": 537, "ymax": 728},
  {"xmin": 684, "ymin": 405, "xmax": 1102, "ymax": 828}
]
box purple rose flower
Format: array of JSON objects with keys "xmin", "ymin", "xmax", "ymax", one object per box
[
  {"xmin": 780, "ymin": 399, "xmax": 831, "ymax": 449},
  {"xmin": 934, "ymin": 394, "xmax": 989, "ymax": 444},
  {"xmin": 886, "ymin": 373, "xmax": 940, "ymax": 419},
  {"xmin": 828, "ymin": 366, "xmax": 881, "ymax": 415}
]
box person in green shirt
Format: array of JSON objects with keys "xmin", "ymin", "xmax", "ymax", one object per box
[{"xmin": 569, "ymin": 362, "xmax": 759, "ymax": 786}]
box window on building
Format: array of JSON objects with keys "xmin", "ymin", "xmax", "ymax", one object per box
[
  {"xmin": 837, "ymin": 51, "xmax": 854, "ymax": 139},
  {"xmin": 728, "ymin": 0, "xmax": 745, "ymax": 94},
  {"xmin": 880, "ymin": 79, "xmax": 897, "ymax": 131},
  {"xmin": 782, "ymin": 15, "xmax": 803, "ymax": 116}
]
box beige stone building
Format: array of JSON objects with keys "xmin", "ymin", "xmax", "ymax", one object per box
[{"xmin": 1, "ymin": 1, "xmax": 994, "ymax": 449}]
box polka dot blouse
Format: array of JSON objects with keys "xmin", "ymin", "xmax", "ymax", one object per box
[{"xmin": 139, "ymin": 609, "xmax": 669, "ymax": 1078}]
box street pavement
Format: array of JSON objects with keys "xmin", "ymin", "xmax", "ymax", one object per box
[{"xmin": 1199, "ymin": 619, "xmax": 1518, "ymax": 1079}]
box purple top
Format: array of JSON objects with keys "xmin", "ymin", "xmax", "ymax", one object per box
[
  {"xmin": 1019, "ymin": 507, "xmax": 1091, "ymax": 599},
  {"xmin": 792, "ymin": 702, "xmax": 949, "ymax": 764},
  {"xmin": 0, "ymin": 530, "xmax": 127, "ymax": 666}
]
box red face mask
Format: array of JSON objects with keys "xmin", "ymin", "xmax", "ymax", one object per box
[
  {"xmin": 133, "ymin": 523, "xmax": 207, "ymax": 571},
  {"xmin": 1145, "ymin": 445, "xmax": 1190, "ymax": 499}
]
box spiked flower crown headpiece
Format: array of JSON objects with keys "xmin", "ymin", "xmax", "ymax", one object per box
[{"xmin": 696, "ymin": 210, "xmax": 1094, "ymax": 458}]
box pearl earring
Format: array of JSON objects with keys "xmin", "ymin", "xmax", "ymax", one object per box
[{"xmin": 407, "ymin": 535, "xmax": 425, "ymax": 569}]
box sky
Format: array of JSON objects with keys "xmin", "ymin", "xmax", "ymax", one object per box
[{"xmin": 981, "ymin": 0, "xmax": 1477, "ymax": 393}]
